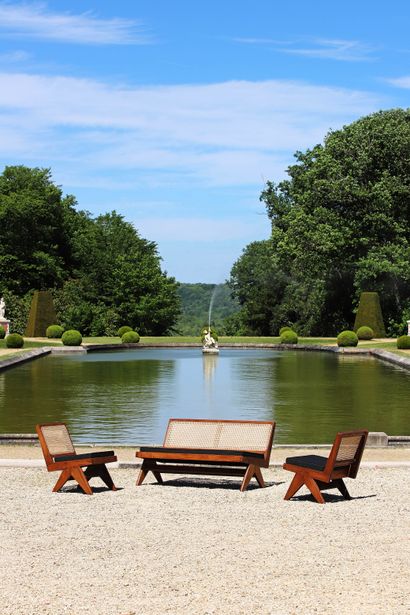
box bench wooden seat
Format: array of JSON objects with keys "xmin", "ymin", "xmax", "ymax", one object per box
[
  {"xmin": 136, "ymin": 419, "xmax": 275, "ymax": 491},
  {"xmin": 283, "ymin": 430, "xmax": 368, "ymax": 504},
  {"xmin": 36, "ymin": 422, "xmax": 118, "ymax": 495}
]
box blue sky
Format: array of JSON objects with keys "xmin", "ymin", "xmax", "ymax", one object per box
[{"xmin": 0, "ymin": 1, "xmax": 409, "ymax": 282}]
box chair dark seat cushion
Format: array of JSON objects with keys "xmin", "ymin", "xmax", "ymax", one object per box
[
  {"xmin": 285, "ymin": 455, "xmax": 328, "ymax": 471},
  {"xmin": 139, "ymin": 446, "xmax": 265, "ymax": 459},
  {"xmin": 54, "ymin": 451, "xmax": 115, "ymax": 462}
]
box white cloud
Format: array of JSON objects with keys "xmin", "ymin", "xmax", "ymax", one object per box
[
  {"xmin": 235, "ymin": 37, "xmax": 376, "ymax": 62},
  {"xmin": 0, "ymin": 3, "xmax": 149, "ymax": 45},
  {"xmin": 0, "ymin": 72, "xmax": 382, "ymax": 187},
  {"xmin": 386, "ymin": 76, "xmax": 410, "ymax": 88}
]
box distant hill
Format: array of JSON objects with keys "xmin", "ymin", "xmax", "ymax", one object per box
[{"xmin": 174, "ymin": 283, "xmax": 240, "ymax": 336}]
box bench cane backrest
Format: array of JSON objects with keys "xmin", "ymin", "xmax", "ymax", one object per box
[
  {"xmin": 37, "ymin": 423, "xmax": 76, "ymax": 466},
  {"xmin": 164, "ymin": 419, "xmax": 274, "ymax": 453},
  {"xmin": 327, "ymin": 430, "xmax": 368, "ymax": 478}
]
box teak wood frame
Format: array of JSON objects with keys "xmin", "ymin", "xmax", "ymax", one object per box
[
  {"xmin": 283, "ymin": 430, "xmax": 368, "ymax": 504},
  {"xmin": 36, "ymin": 422, "xmax": 118, "ymax": 495},
  {"xmin": 136, "ymin": 418, "xmax": 275, "ymax": 492}
]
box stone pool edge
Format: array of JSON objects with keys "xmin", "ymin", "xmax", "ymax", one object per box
[{"xmin": 1, "ymin": 342, "xmax": 410, "ymax": 373}]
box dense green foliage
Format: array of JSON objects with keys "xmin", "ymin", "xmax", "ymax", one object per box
[
  {"xmin": 46, "ymin": 324, "xmax": 64, "ymax": 339},
  {"xmin": 337, "ymin": 330, "xmax": 358, "ymax": 347},
  {"xmin": 397, "ymin": 335, "xmax": 410, "ymax": 349},
  {"xmin": 279, "ymin": 326, "xmax": 293, "ymax": 336},
  {"xmin": 356, "ymin": 326, "xmax": 374, "ymax": 340},
  {"xmin": 121, "ymin": 330, "xmax": 140, "ymax": 344},
  {"xmin": 354, "ymin": 292, "xmax": 386, "ymax": 337},
  {"xmin": 230, "ymin": 109, "xmax": 410, "ymax": 336},
  {"xmin": 61, "ymin": 330, "xmax": 82, "ymax": 346},
  {"xmin": 0, "ymin": 326, "xmax": 6, "ymax": 339},
  {"xmin": 0, "ymin": 166, "xmax": 180, "ymax": 336},
  {"xmin": 280, "ymin": 330, "xmax": 298, "ymax": 344},
  {"xmin": 6, "ymin": 333, "xmax": 24, "ymax": 348},
  {"xmin": 25, "ymin": 290, "xmax": 57, "ymax": 337},
  {"xmin": 175, "ymin": 283, "xmax": 239, "ymax": 335},
  {"xmin": 117, "ymin": 326, "xmax": 133, "ymax": 337}
]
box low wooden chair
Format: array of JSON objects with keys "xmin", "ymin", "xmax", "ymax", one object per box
[
  {"xmin": 36, "ymin": 422, "xmax": 118, "ymax": 495},
  {"xmin": 283, "ymin": 430, "xmax": 368, "ymax": 504}
]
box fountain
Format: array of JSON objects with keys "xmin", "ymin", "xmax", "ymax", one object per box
[{"xmin": 202, "ymin": 285, "xmax": 219, "ymax": 354}]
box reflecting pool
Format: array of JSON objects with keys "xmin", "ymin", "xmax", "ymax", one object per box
[{"xmin": 0, "ymin": 348, "xmax": 409, "ymax": 443}]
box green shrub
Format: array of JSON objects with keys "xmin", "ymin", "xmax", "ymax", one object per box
[
  {"xmin": 25, "ymin": 290, "xmax": 58, "ymax": 337},
  {"xmin": 201, "ymin": 327, "xmax": 219, "ymax": 342},
  {"xmin": 279, "ymin": 326, "xmax": 292, "ymax": 336},
  {"xmin": 354, "ymin": 292, "xmax": 385, "ymax": 338},
  {"xmin": 337, "ymin": 330, "xmax": 358, "ymax": 347},
  {"xmin": 6, "ymin": 333, "xmax": 24, "ymax": 348},
  {"xmin": 280, "ymin": 330, "xmax": 298, "ymax": 344},
  {"xmin": 122, "ymin": 330, "xmax": 140, "ymax": 344},
  {"xmin": 61, "ymin": 330, "xmax": 82, "ymax": 346},
  {"xmin": 397, "ymin": 335, "xmax": 410, "ymax": 349},
  {"xmin": 46, "ymin": 324, "xmax": 64, "ymax": 339},
  {"xmin": 356, "ymin": 326, "xmax": 374, "ymax": 340},
  {"xmin": 0, "ymin": 326, "xmax": 6, "ymax": 339},
  {"xmin": 118, "ymin": 325, "xmax": 133, "ymax": 337}
]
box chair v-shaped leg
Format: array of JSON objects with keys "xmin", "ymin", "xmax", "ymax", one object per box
[
  {"xmin": 85, "ymin": 464, "xmax": 117, "ymax": 491},
  {"xmin": 333, "ymin": 478, "xmax": 351, "ymax": 500},
  {"xmin": 284, "ymin": 473, "xmax": 305, "ymax": 500},
  {"xmin": 71, "ymin": 467, "xmax": 93, "ymax": 495},
  {"xmin": 304, "ymin": 476, "xmax": 325, "ymax": 504},
  {"xmin": 53, "ymin": 468, "xmax": 72, "ymax": 492}
]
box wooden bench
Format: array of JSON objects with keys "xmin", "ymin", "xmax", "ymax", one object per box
[{"xmin": 135, "ymin": 418, "xmax": 275, "ymax": 491}]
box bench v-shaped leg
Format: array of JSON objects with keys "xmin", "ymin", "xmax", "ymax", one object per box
[
  {"xmin": 71, "ymin": 467, "xmax": 93, "ymax": 495},
  {"xmin": 253, "ymin": 466, "xmax": 265, "ymax": 488},
  {"xmin": 240, "ymin": 464, "xmax": 257, "ymax": 492},
  {"xmin": 284, "ymin": 473, "xmax": 305, "ymax": 500},
  {"xmin": 53, "ymin": 468, "xmax": 72, "ymax": 492},
  {"xmin": 152, "ymin": 471, "xmax": 163, "ymax": 484}
]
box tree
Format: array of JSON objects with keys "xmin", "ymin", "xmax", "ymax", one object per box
[{"xmin": 231, "ymin": 109, "xmax": 410, "ymax": 335}]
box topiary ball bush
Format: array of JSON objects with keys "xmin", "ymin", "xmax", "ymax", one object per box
[
  {"xmin": 280, "ymin": 330, "xmax": 298, "ymax": 344},
  {"xmin": 356, "ymin": 326, "xmax": 374, "ymax": 340},
  {"xmin": 337, "ymin": 330, "xmax": 358, "ymax": 347},
  {"xmin": 122, "ymin": 330, "xmax": 140, "ymax": 344},
  {"xmin": 118, "ymin": 325, "xmax": 133, "ymax": 337},
  {"xmin": 46, "ymin": 324, "xmax": 64, "ymax": 339},
  {"xmin": 397, "ymin": 335, "xmax": 410, "ymax": 349},
  {"xmin": 0, "ymin": 326, "xmax": 6, "ymax": 339},
  {"xmin": 279, "ymin": 326, "xmax": 292, "ymax": 336},
  {"xmin": 6, "ymin": 333, "xmax": 24, "ymax": 348},
  {"xmin": 61, "ymin": 330, "xmax": 82, "ymax": 346}
]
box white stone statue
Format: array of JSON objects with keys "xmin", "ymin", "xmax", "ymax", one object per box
[
  {"xmin": 0, "ymin": 296, "xmax": 5, "ymax": 319},
  {"xmin": 203, "ymin": 328, "xmax": 218, "ymax": 349}
]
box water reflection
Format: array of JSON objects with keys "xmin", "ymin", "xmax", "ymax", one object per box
[{"xmin": 0, "ymin": 348, "xmax": 409, "ymax": 443}]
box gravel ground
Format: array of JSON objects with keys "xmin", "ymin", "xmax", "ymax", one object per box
[{"xmin": 0, "ymin": 467, "xmax": 409, "ymax": 615}]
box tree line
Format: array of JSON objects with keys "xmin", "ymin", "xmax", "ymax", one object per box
[
  {"xmin": 0, "ymin": 166, "xmax": 180, "ymax": 335},
  {"xmin": 229, "ymin": 109, "xmax": 410, "ymax": 336}
]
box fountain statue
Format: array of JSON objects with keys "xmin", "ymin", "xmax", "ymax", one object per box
[
  {"xmin": 0, "ymin": 296, "xmax": 10, "ymax": 335},
  {"xmin": 202, "ymin": 285, "xmax": 220, "ymax": 354}
]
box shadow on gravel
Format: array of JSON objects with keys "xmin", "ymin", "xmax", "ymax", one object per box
[
  {"xmin": 152, "ymin": 477, "xmax": 285, "ymax": 490},
  {"xmin": 289, "ymin": 492, "xmax": 377, "ymax": 504}
]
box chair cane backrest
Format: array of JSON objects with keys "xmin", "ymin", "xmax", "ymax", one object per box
[
  {"xmin": 164, "ymin": 419, "xmax": 275, "ymax": 460},
  {"xmin": 326, "ymin": 430, "xmax": 368, "ymax": 478},
  {"xmin": 36, "ymin": 423, "xmax": 76, "ymax": 467}
]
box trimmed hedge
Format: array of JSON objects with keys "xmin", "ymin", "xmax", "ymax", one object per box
[
  {"xmin": 397, "ymin": 335, "xmax": 410, "ymax": 349},
  {"xmin": 25, "ymin": 290, "xmax": 58, "ymax": 337},
  {"xmin": 279, "ymin": 326, "xmax": 292, "ymax": 336},
  {"xmin": 122, "ymin": 330, "xmax": 140, "ymax": 344},
  {"xmin": 357, "ymin": 326, "xmax": 374, "ymax": 340},
  {"xmin": 46, "ymin": 324, "xmax": 64, "ymax": 339},
  {"xmin": 280, "ymin": 330, "xmax": 298, "ymax": 344},
  {"xmin": 354, "ymin": 292, "xmax": 385, "ymax": 338},
  {"xmin": 6, "ymin": 333, "xmax": 24, "ymax": 348},
  {"xmin": 0, "ymin": 326, "xmax": 6, "ymax": 339},
  {"xmin": 61, "ymin": 330, "xmax": 82, "ymax": 346},
  {"xmin": 337, "ymin": 330, "xmax": 358, "ymax": 347},
  {"xmin": 118, "ymin": 325, "xmax": 133, "ymax": 337}
]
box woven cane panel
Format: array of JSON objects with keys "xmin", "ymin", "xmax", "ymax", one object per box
[
  {"xmin": 164, "ymin": 420, "xmax": 272, "ymax": 451},
  {"xmin": 41, "ymin": 424, "xmax": 75, "ymax": 456},
  {"xmin": 336, "ymin": 435, "xmax": 362, "ymax": 462}
]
